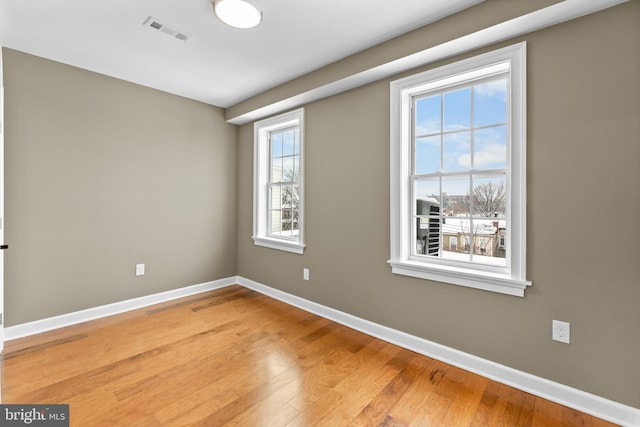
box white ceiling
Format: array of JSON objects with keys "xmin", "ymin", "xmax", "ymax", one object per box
[{"xmin": 0, "ymin": 0, "xmax": 482, "ymax": 108}]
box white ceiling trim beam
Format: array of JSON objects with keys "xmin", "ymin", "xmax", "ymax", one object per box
[{"xmin": 227, "ymin": 0, "xmax": 630, "ymax": 125}]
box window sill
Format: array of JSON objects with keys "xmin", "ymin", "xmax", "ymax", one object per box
[
  {"xmin": 253, "ymin": 236, "xmax": 305, "ymax": 254},
  {"xmin": 388, "ymin": 259, "xmax": 531, "ymax": 297}
]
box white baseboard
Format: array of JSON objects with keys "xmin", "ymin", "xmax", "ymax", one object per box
[
  {"xmin": 3, "ymin": 277, "xmax": 236, "ymax": 341},
  {"xmin": 237, "ymin": 276, "xmax": 640, "ymax": 427}
]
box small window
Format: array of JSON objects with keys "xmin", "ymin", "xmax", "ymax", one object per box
[
  {"xmin": 389, "ymin": 43, "xmax": 531, "ymax": 296},
  {"xmin": 449, "ymin": 236, "xmax": 458, "ymax": 251},
  {"xmin": 253, "ymin": 109, "xmax": 305, "ymax": 254}
]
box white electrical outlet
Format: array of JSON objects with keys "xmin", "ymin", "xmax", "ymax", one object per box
[
  {"xmin": 552, "ymin": 320, "xmax": 570, "ymax": 344},
  {"xmin": 303, "ymin": 268, "xmax": 309, "ymax": 281},
  {"xmin": 136, "ymin": 264, "xmax": 145, "ymax": 276}
]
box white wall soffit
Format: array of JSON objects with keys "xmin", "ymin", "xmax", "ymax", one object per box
[{"xmin": 227, "ymin": 0, "xmax": 630, "ymax": 125}]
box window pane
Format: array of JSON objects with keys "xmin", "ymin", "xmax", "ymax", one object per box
[
  {"xmin": 443, "ymin": 131, "xmax": 471, "ymax": 172},
  {"xmin": 283, "ymin": 130, "xmax": 295, "ymax": 156},
  {"xmin": 268, "ymin": 182, "xmax": 300, "ymax": 239},
  {"xmin": 444, "ymin": 88, "xmax": 471, "ymax": 131},
  {"xmin": 289, "ymin": 208, "xmax": 300, "ymax": 231},
  {"xmin": 471, "ymin": 220, "xmax": 507, "ymax": 266},
  {"xmin": 282, "ymin": 208, "xmax": 293, "ymax": 231},
  {"xmin": 474, "ymin": 78, "xmax": 507, "ymax": 127},
  {"xmin": 414, "ymin": 179, "xmax": 440, "ymax": 257},
  {"xmin": 271, "ymin": 132, "xmax": 282, "ymax": 157},
  {"xmin": 415, "ymin": 179, "xmax": 440, "ymax": 211},
  {"xmin": 269, "ymin": 209, "xmax": 282, "ymax": 234},
  {"xmin": 442, "ymin": 221, "xmax": 471, "ymax": 263},
  {"xmin": 471, "ymin": 175, "xmax": 506, "ymax": 217},
  {"xmin": 280, "ymin": 216, "xmax": 293, "ymax": 237},
  {"xmin": 281, "ymin": 184, "xmax": 295, "ymax": 208},
  {"xmin": 415, "ymin": 95, "xmax": 441, "ymax": 136},
  {"xmin": 270, "ymin": 185, "xmax": 282, "ymax": 210},
  {"xmin": 271, "ymin": 157, "xmax": 283, "ymax": 182},
  {"xmin": 474, "ymin": 126, "xmax": 507, "ymax": 170},
  {"xmin": 415, "ymin": 136, "xmax": 441, "ymax": 174},
  {"xmin": 282, "ymin": 156, "xmax": 294, "ymax": 181},
  {"xmin": 442, "ymin": 177, "xmax": 470, "ymax": 217}
]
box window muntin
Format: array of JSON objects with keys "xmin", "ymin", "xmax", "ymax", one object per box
[
  {"xmin": 389, "ymin": 43, "xmax": 530, "ymax": 296},
  {"xmin": 253, "ymin": 109, "xmax": 305, "ymax": 254}
]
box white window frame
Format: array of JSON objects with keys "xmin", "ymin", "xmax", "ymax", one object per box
[
  {"xmin": 253, "ymin": 108, "xmax": 305, "ymax": 254},
  {"xmin": 389, "ymin": 43, "xmax": 531, "ymax": 297}
]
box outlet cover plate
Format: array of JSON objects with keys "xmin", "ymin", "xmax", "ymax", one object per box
[
  {"xmin": 552, "ymin": 320, "xmax": 570, "ymax": 344},
  {"xmin": 136, "ymin": 264, "xmax": 145, "ymax": 276}
]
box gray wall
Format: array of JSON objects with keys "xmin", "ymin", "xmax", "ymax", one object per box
[
  {"xmin": 3, "ymin": 48, "xmax": 238, "ymax": 326},
  {"xmin": 237, "ymin": 2, "xmax": 640, "ymax": 408}
]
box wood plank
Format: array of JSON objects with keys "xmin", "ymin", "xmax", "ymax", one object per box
[
  {"xmin": 350, "ymin": 351, "xmax": 429, "ymax": 426},
  {"xmin": 470, "ymin": 381, "xmax": 536, "ymax": 426},
  {"xmin": 3, "ymin": 333, "xmax": 88, "ymax": 360},
  {"xmin": 312, "ymin": 340, "xmax": 406, "ymax": 427},
  {"xmin": 1, "ymin": 285, "xmax": 618, "ymax": 426}
]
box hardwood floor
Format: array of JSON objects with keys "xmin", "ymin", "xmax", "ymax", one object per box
[{"xmin": 2, "ymin": 285, "xmax": 618, "ymax": 426}]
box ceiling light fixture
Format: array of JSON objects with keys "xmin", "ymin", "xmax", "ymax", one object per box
[{"xmin": 213, "ymin": 0, "xmax": 262, "ymax": 29}]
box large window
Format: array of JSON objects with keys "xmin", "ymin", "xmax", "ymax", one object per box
[
  {"xmin": 389, "ymin": 43, "xmax": 530, "ymax": 296},
  {"xmin": 253, "ymin": 109, "xmax": 305, "ymax": 254}
]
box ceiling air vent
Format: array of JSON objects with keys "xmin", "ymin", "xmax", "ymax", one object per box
[{"xmin": 143, "ymin": 16, "xmax": 191, "ymax": 43}]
